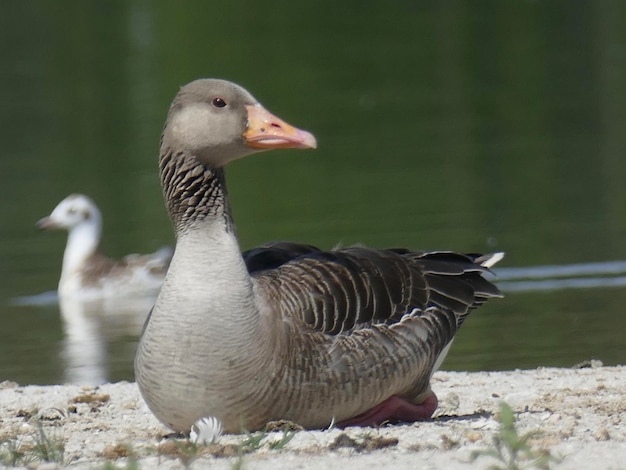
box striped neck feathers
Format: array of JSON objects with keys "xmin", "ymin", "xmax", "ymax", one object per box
[{"xmin": 159, "ymin": 149, "xmax": 235, "ymax": 233}]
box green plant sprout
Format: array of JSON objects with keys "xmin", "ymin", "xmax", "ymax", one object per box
[{"xmin": 471, "ymin": 402, "xmax": 561, "ymax": 470}]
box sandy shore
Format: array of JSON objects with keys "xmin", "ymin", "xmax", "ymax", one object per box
[{"xmin": 0, "ymin": 366, "xmax": 624, "ymax": 469}]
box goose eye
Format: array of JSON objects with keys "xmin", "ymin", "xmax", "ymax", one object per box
[{"xmin": 211, "ymin": 97, "xmax": 227, "ymax": 108}]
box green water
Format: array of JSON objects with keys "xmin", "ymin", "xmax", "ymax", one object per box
[{"xmin": 1, "ymin": 1, "xmax": 625, "ymax": 385}]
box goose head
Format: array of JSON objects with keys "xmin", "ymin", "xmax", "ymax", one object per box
[
  {"xmin": 37, "ymin": 194, "xmax": 102, "ymax": 234},
  {"xmin": 161, "ymin": 79, "xmax": 317, "ymax": 168}
]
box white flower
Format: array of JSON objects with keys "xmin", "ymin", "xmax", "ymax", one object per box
[{"xmin": 190, "ymin": 416, "xmax": 223, "ymax": 445}]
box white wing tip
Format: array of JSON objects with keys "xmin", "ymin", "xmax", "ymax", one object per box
[{"xmin": 479, "ymin": 252, "xmax": 505, "ymax": 269}]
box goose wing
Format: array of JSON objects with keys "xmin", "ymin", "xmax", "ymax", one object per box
[{"xmin": 247, "ymin": 242, "xmax": 502, "ymax": 335}]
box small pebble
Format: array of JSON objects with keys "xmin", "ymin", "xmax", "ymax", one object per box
[
  {"xmin": 594, "ymin": 429, "xmax": 610, "ymax": 441},
  {"xmin": 547, "ymin": 413, "xmax": 561, "ymax": 423}
]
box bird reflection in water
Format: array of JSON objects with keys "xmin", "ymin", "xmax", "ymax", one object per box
[{"xmin": 58, "ymin": 294, "xmax": 153, "ymax": 385}]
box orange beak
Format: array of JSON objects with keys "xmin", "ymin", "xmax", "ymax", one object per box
[{"xmin": 243, "ymin": 105, "xmax": 317, "ymax": 150}]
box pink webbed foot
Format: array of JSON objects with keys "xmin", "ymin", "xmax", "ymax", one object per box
[{"xmin": 337, "ymin": 391, "xmax": 438, "ymax": 428}]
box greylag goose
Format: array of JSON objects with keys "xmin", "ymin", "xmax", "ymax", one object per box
[
  {"xmin": 135, "ymin": 79, "xmax": 503, "ymax": 433},
  {"xmin": 37, "ymin": 194, "xmax": 172, "ymax": 298}
]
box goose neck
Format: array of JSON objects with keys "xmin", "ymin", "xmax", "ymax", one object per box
[{"xmin": 159, "ymin": 149, "xmax": 234, "ymax": 233}]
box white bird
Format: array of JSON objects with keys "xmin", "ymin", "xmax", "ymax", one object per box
[
  {"xmin": 134, "ymin": 79, "xmax": 503, "ymax": 434},
  {"xmin": 37, "ymin": 194, "xmax": 171, "ymax": 299}
]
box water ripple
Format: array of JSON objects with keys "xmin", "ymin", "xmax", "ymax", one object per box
[{"xmin": 493, "ymin": 261, "xmax": 626, "ymax": 292}]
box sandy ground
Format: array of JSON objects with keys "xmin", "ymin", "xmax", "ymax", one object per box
[{"xmin": 0, "ymin": 365, "xmax": 624, "ymax": 469}]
